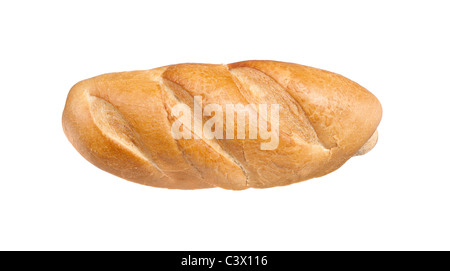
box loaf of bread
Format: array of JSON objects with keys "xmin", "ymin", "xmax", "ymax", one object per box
[{"xmin": 62, "ymin": 60, "xmax": 382, "ymax": 190}]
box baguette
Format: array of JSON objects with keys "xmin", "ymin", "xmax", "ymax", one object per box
[{"xmin": 62, "ymin": 60, "xmax": 382, "ymax": 190}]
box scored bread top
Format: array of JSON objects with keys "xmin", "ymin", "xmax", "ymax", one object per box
[{"xmin": 62, "ymin": 60, "xmax": 382, "ymax": 190}]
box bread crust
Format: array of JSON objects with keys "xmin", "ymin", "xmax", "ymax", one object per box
[{"xmin": 62, "ymin": 60, "xmax": 382, "ymax": 190}]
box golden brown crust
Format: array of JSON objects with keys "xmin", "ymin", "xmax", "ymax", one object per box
[{"xmin": 62, "ymin": 60, "xmax": 382, "ymax": 190}]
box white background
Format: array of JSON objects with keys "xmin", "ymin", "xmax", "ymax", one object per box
[{"xmin": 1, "ymin": 0, "xmax": 449, "ymax": 251}]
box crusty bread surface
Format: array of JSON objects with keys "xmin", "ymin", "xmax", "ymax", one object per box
[{"xmin": 62, "ymin": 60, "xmax": 382, "ymax": 190}]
